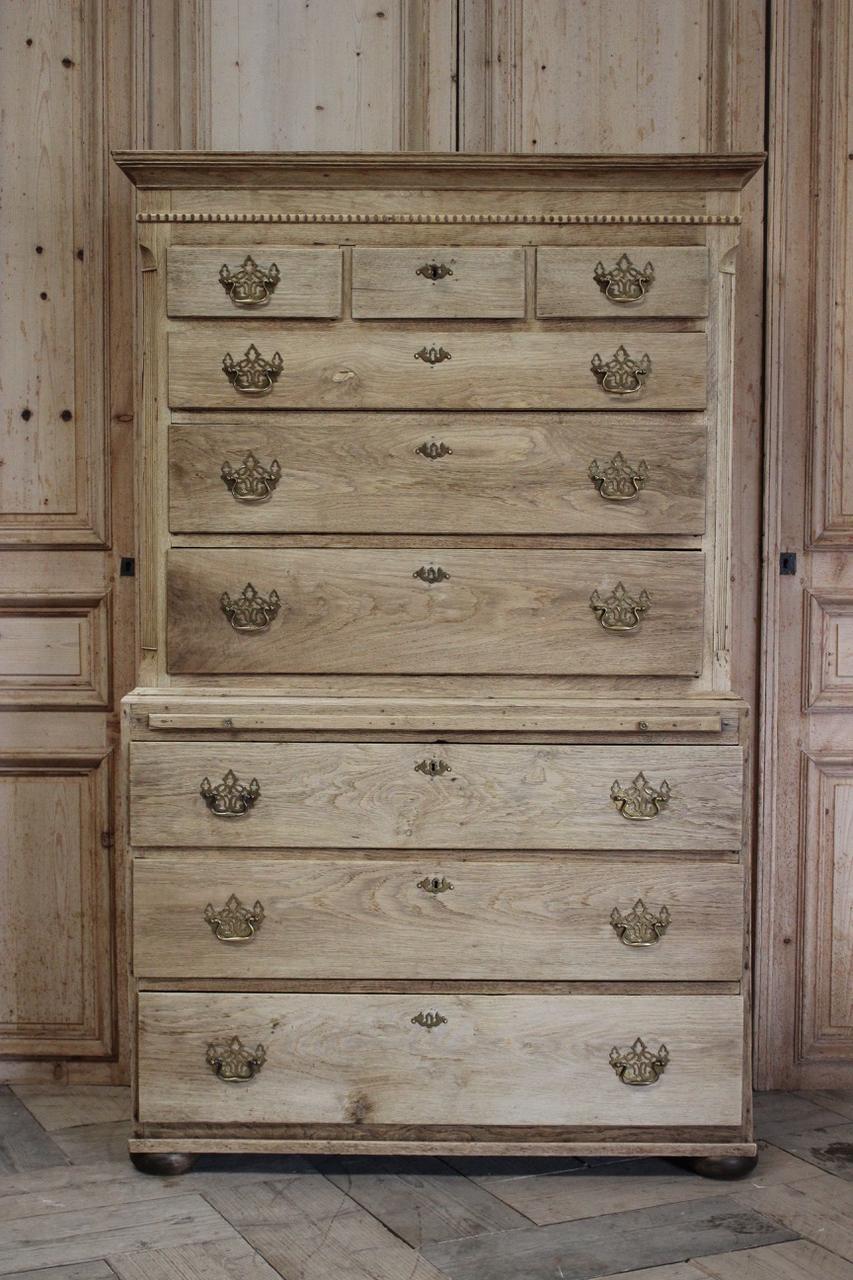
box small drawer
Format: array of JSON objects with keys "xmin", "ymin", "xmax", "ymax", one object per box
[
  {"xmin": 166, "ymin": 547, "xmax": 706, "ymax": 676},
  {"xmin": 169, "ymin": 414, "xmax": 707, "ymax": 536},
  {"xmin": 133, "ymin": 858, "xmax": 744, "ymax": 981},
  {"xmin": 167, "ymin": 328, "xmax": 707, "ymax": 410},
  {"xmin": 137, "ymin": 991, "xmax": 745, "ymax": 1126},
  {"xmin": 537, "ymin": 247, "xmax": 709, "ymax": 318},
  {"xmin": 352, "ymin": 247, "xmax": 525, "ymax": 318},
  {"xmin": 166, "ymin": 247, "xmax": 342, "ymax": 318},
  {"xmin": 129, "ymin": 741, "xmax": 743, "ymax": 850}
]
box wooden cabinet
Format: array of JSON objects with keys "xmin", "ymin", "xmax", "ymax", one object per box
[{"xmin": 117, "ymin": 152, "xmax": 760, "ymax": 1170}]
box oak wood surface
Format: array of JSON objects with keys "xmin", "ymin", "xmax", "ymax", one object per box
[
  {"xmin": 137, "ymin": 991, "xmax": 745, "ymax": 1126},
  {"xmin": 169, "ymin": 413, "xmax": 707, "ymax": 536},
  {"xmin": 166, "ymin": 547, "xmax": 706, "ymax": 676},
  {"xmin": 167, "ymin": 327, "xmax": 708, "ymax": 411},
  {"xmin": 129, "ymin": 740, "xmax": 743, "ymax": 850},
  {"xmin": 352, "ymin": 246, "xmax": 526, "ymax": 317},
  {"xmin": 536, "ymin": 246, "xmax": 709, "ymax": 318},
  {"xmin": 167, "ymin": 246, "xmax": 343, "ymax": 317},
  {"xmin": 132, "ymin": 857, "xmax": 744, "ymax": 981}
]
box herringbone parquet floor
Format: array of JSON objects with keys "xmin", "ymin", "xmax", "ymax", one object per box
[{"xmin": 0, "ymin": 1087, "xmax": 851, "ymax": 1279}]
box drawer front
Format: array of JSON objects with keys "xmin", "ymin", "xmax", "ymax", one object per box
[
  {"xmin": 167, "ymin": 247, "xmax": 342, "ymax": 318},
  {"xmin": 166, "ymin": 548, "xmax": 705, "ymax": 676},
  {"xmin": 137, "ymin": 991, "xmax": 745, "ymax": 1126},
  {"xmin": 129, "ymin": 742, "xmax": 743, "ymax": 850},
  {"xmin": 133, "ymin": 858, "xmax": 744, "ymax": 981},
  {"xmin": 352, "ymin": 247, "xmax": 525, "ymax": 318},
  {"xmin": 168, "ymin": 328, "xmax": 706, "ymax": 410},
  {"xmin": 537, "ymin": 247, "xmax": 709, "ymax": 318},
  {"xmin": 169, "ymin": 415, "xmax": 706, "ymax": 536}
]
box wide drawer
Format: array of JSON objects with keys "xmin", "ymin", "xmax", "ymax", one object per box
[
  {"xmin": 166, "ymin": 548, "xmax": 705, "ymax": 676},
  {"xmin": 137, "ymin": 991, "xmax": 745, "ymax": 1126},
  {"xmin": 537, "ymin": 247, "xmax": 709, "ymax": 318},
  {"xmin": 129, "ymin": 742, "xmax": 743, "ymax": 850},
  {"xmin": 167, "ymin": 247, "xmax": 342, "ymax": 317},
  {"xmin": 133, "ymin": 858, "xmax": 744, "ymax": 980},
  {"xmin": 167, "ymin": 328, "xmax": 707, "ymax": 410},
  {"xmin": 169, "ymin": 415, "xmax": 706, "ymax": 535},
  {"xmin": 352, "ymin": 247, "xmax": 525, "ymax": 318}
]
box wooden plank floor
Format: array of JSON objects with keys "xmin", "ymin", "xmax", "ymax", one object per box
[{"xmin": 0, "ymin": 1087, "xmax": 850, "ymax": 1279}]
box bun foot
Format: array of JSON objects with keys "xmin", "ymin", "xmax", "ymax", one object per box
[
  {"xmin": 130, "ymin": 1151, "xmax": 197, "ymax": 1176},
  {"xmin": 676, "ymin": 1153, "xmax": 759, "ymax": 1180}
]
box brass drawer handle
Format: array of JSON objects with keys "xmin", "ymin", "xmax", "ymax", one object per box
[
  {"xmin": 593, "ymin": 253, "xmax": 655, "ymax": 304},
  {"xmin": 417, "ymin": 875, "xmax": 454, "ymax": 894},
  {"xmin": 218, "ymin": 254, "xmax": 281, "ymax": 307},
  {"xmin": 416, "ymin": 441, "xmax": 452, "ymax": 461},
  {"xmin": 411, "ymin": 1011, "xmax": 447, "ymax": 1031},
  {"xmin": 415, "ymin": 758, "xmax": 451, "ymax": 778},
  {"xmin": 222, "ymin": 343, "xmax": 284, "ymax": 395},
  {"xmin": 590, "ymin": 581, "xmax": 650, "ymax": 631},
  {"xmin": 203, "ymin": 894, "xmax": 265, "ymax": 943},
  {"xmin": 416, "ymin": 261, "xmax": 453, "ymax": 281},
  {"xmin": 609, "ymin": 1037, "xmax": 669, "ymax": 1085},
  {"xmin": 591, "ymin": 345, "xmax": 651, "ymax": 395},
  {"xmin": 221, "ymin": 452, "xmax": 282, "ymax": 503},
  {"xmin": 200, "ymin": 769, "xmax": 260, "ymax": 817},
  {"xmin": 220, "ymin": 582, "xmax": 281, "ymax": 632},
  {"xmin": 611, "ymin": 772, "xmax": 671, "ymax": 820},
  {"xmin": 589, "ymin": 452, "xmax": 649, "ymax": 501},
  {"xmin": 415, "ymin": 345, "xmax": 452, "ymax": 366},
  {"xmin": 413, "ymin": 565, "xmax": 450, "ymax": 584},
  {"xmin": 206, "ymin": 1035, "xmax": 267, "ymax": 1082},
  {"xmin": 610, "ymin": 898, "xmax": 671, "ymax": 946}
]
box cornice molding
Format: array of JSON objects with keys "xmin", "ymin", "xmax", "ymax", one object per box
[{"xmin": 113, "ymin": 150, "xmax": 765, "ymax": 190}]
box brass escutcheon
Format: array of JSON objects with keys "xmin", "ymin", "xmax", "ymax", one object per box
[
  {"xmin": 414, "ymin": 345, "xmax": 452, "ymax": 366},
  {"xmin": 415, "ymin": 441, "xmax": 453, "ymax": 461},
  {"xmin": 222, "ymin": 343, "xmax": 284, "ymax": 395},
  {"xmin": 593, "ymin": 253, "xmax": 655, "ymax": 304},
  {"xmin": 590, "ymin": 345, "xmax": 652, "ymax": 395},
  {"xmin": 417, "ymin": 875, "xmax": 454, "ymax": 894},
  {"xmin": 610, "ymin": 899, "xmax": 671, "ymax": 946},
  {"xmin": 413, "ymin": 565, "xmax": 450, "ymax": 584},
  {"xmin": 588, "ymin": 452, "xmax": 649, "ymax": 502},
  {"xmin": 589, "ymin": 581, "xmax": 650, "ymax": 631},
  {"xmin": 610, "ymin": 772, "xmax": 671, "ymax": 821},
  {"xmin": 416, "ymin": 262, "xmax": 453, "ymax": 281},
  {"xmin": 218, "ymin": 254, "xmax": 281, "ymax": 307},
  {"xmin": 200, "ymin": 769, "xmax": 261, "ymax": 818},
  {"xmin": 415, "ymin": 758, "xmax": 451, "ymax": 778},
  {"xmin": 411, "ymin": 1011, "xmax": 447, "ymax": 1031},
  {"xmin": 220, "ymin": 582, "xmax": 281, "ymax": 632},
  {"xmin": 206, "ymin": 1035, "xmax": 267, "ymax": 1082},
  {"xmin": 203, "ymin": 893, "xmax": 265, "ymax": 943},
  {"xmin": 221, "ymin": 451, "xmax": 282, "ymax": 503},
  {"xmin": 609, "ymin": 1037, "xmax": 669, "ymax": 1085}
]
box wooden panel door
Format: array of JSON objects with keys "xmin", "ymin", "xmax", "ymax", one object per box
[
  {"xmin": 0, "ymin": 0, "xmax": 136, "ymax": 1082},
  {"xmin": 755, "ymin": 0, "xmax": 853, "ymax": 1088}
]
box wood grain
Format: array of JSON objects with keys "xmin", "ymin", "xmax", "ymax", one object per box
[
  {"xmin": 167, "ymin": 327, "xmax": 708, "ymax": 410},
  {"xmin": 536, "ymin": 247, "xmax": 709, "ymax": 318},
  {"xmin": 352, "ymin": 247, "xmax": 526, "ymax": 318},
  {"xmin": 137, "ymin": 991, "xmax": 745, "ymax": 1126},
  {"xmin": 166, "ymin": 547, "xmax": 706, "ymax": 676},
  {"xmin": 169, "ymin": 413, "xmax": 707, "ymax": 536},
  {"xmin": 132, "ymin": 857, "xmax": 744, "ymax": 981},
  {"xmin": 129, "ymin": 741, "xmax": 743, "ymax": 850},
  {"xmin": 167, "ymin": 246, "xmax": 342, "ymax": 318}
]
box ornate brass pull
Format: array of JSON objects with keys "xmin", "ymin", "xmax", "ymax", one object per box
[
  {"xmin": 610, "ymin": 772, "xmax": 671, "ymax": 821},
  {"xmin": 220, "ymin": 582, "xmax": 281, "ymax": 632},
  {"xmin": 415, "ymin": 758, "xmax": 451, "ymax": 778},
  {"xmin": 411, "ymin": 1011, "xmax": 447, "ymax": 1031},
  {"xmin": 610, "ymin": 899, "xmax": 671, "ymax": 946},
  {"xmin": 200, "ymin": 769, "xmax": 260, "ymax": 817},
  {"xmin": 417, "ymin": 875, "xmax": 454, "ymax": 894},
  {"xmin": 609, "ymin": 1037, "xmax": 669, "ymax": 1085},
  {"xmin": 222, "ymin": 343, "xmax": 284, "ymax": 395},
  {"xmin": 591, "ymin": 345, "xmax": 652, "ymax": 395},
  {"xmin": 590, "ymin": 581, "xmax": 650, "ymax": 631},
  {"xmin": 416, "ymin": 262, "xmax": 453, "ymax": 281},
  {"xmin": 206, "ymin": 1035, "xmax": 267, "ymax": 1082},
  {"xmin": 593, "ymin": 253, "xmax": 655, "ymax": 304},
  {"xmin": 203, "ymin": 894, "xmax": 265, "ymax": 943},
  {"xmin": 589, "ymin": 452, "xmax": 649, "ymax": 502},
  {"xmin": 416, "ymin": 441, "xmax": 452, "ymax": 461},
  {"xmin": 218, "ymin": 255, "xmax": 281, "ymax": 307},
  {"xmin": 413, "ymin": 565, "xmax": 450, "ymax": 584},
  {"xmin": 415, "ymin": 345, "xmax": 452, "ymax": 366},
  {"xmin": 221, "ymin": 452, "xmax": 282, "ymax": 503}
]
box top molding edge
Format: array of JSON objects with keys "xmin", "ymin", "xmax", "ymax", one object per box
[{"xmin": 112, "ymin": 151, "xmax": 765, "ymax": 191}]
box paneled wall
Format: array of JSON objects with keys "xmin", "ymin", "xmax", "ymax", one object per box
[{"xmin": 1, "ymin": 0, "xmax": 848, "ymax": 1089}]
